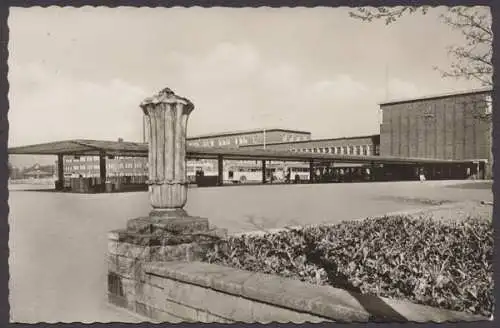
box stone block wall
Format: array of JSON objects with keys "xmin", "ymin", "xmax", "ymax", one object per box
[
  {"xmin": 108, "ymin": 255, "xmax": 487, "ymax": 323},
  {"xmin": 107, "ymin": 215, "xmax": 227, "ymax": 321}
]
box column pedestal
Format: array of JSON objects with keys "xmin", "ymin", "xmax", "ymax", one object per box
[{"xmin": 107, "ymin": 88, "xmax": 227, "ymax": 313}]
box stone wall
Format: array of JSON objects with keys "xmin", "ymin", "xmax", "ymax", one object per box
[{"xmin": 107, "ymin": 252, "xmax": 487, "ymax": 323}]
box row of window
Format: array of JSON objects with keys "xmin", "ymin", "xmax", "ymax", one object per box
[
  {"xmin": 67, "ymin": 172, "xmax": 148, "ymax": 178},
  {"xmin": 64, "ymin": 162, "xmax": 147, "ymax": 171},
  {"xmin": 64, "ymin": 156, "xmax": 139, "ymax": 163},
  {"xmin": 282, "ymin": 135, "xmax": 309, "ymax": 142},
  {"xmin": 190, "ymin": 136, "xmax": 252, "ymax": 148},
  {"xmin": 189, "ymin": 133, "xmax": 309, "ymax": 148},
  {"xmin": 290, "ymin": 144, "xmax": 376, "ymax": 156}
]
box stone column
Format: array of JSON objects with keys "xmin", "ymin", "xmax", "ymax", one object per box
[
  {"xmin": 108, "ymin": 87, "xmax": 227, "ymax": 315},
  {"xmin": 140, "ymin": 87, "xmax": 194, "ymax": 218},
  {"xmin": 99, "ymin": 152, "xmax": 107, "ymax": 191},
  {"xmin": 261, "ymin": 160, "xmax": 267, "ymax": 184},
  {"xmin": 217, "ymin": 155, "xmax": 224, "ymax": 186},
  {"xmin": 56, "ymin": 154, "xmax": 64, "ymax": 191},
  {"xmin": 309, "ymin": 160, "xmax": 314, "ymax": 184}
]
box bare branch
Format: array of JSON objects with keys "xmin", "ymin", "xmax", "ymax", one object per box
[
  {"xmin": 349, "ymin": 6, "xmax": 493, "ymax": 87},
  {"xmin": 348, "ymin": 7, "xmax": 429, "ymax": 25}
]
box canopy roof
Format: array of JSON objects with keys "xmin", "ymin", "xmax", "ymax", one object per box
[
  {"xmin": 8, "ymin": 139, "xmax": 487, "ymax": 165},
  {"xmin": 8, "ymin": 139, "xmax": 147, "ymax": 157}
]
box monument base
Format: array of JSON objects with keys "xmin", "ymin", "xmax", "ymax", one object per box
[
  {"xmin": 126, "ymin": 209, "xmax": 210, "ymax": 235},
  {"xmin": 107, "ymin": 208, "xmax": 228, "ymax": 314}
]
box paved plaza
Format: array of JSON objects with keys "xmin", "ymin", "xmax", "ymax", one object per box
[{"xmin": 8, "ymin": 180, "xmax": 492, "ymax": 322}]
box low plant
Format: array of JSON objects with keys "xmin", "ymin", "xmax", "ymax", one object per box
[{"xmin": 203, "ymin": 215, "xmax": 493, "ymax": 317}]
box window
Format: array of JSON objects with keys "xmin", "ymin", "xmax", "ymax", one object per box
[
  {"xmin": 349, "ymin": 146, "xmax": 354, "ymax": 155},
  {"xmin": 485, "ymin": 95, "xmax": 492, "ymax": 114},
  {"xmin": 313, "ymin": 148, "xmax": 318, "ymax": 153},
  {"xmin": 319, "ymin": 148, "xmax": 324, "ymax": 153},
  {"xmin": 342, "ymin": 146, "xmax": 347, "ymax": 154},
  {"xmin": 362, "ymin": 145, "xmax": 368, "ymax": 156},
  {"xmin": 356, "ymin": 146, "xmax": 361, "ymax": 155},
  {"xmin": 324, "ymin": 148, "xmax": 330, "ymax": 153}
]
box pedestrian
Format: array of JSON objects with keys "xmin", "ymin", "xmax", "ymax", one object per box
[{"xmin": 419, "ymin": 169, "xmax": 426, "ymax": 182}]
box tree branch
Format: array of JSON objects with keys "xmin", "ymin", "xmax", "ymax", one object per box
[{"xmin": 349, "ymin": 6, "xmax": 492, "ymax": 87}]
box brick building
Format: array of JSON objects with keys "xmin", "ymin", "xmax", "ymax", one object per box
[
  {"xmin": 61, "ymin": 87, "xmax": 492, "ymax": 181},
  {"xmin": 240, "ymin": 134, "xmax": 380, "ymax": 156},
  {"xmin": 379, "ymin": 88, "xmax": 492, "ymax": 177},
  {"xmin": 186, "ymin": 128, "xmax": 311, "ymax": 148},
  {"xmin": 145, "ymin": 124, "xmax": 312, "ymax": 148}
]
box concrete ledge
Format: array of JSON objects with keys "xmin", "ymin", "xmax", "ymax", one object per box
[{"xmin": 143, "ymin": 261, "xmax": 487, "ymax": 323}]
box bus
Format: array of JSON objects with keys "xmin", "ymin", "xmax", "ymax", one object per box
[
  {"xmin": 283, "ymin": 163, "xmax": 310, "ymax": 183},
  {"xmin": 225, "ymin": 162, "xmax": 281, "ymax": 184},
  {"xmin": 225, "ymin": 163, "xmax": 262, "ymax": 184}
]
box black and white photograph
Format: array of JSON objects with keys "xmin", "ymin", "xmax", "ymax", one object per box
[{"xmin": 6, "ymin": 5, "xmax": 494, "ymax": 323}]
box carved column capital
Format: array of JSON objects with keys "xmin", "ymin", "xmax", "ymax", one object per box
[
  {"xmin": 141, "ymin": 87, "xmax": 194, "ymax": 211},
  {"xmin": 140, "ymin": 88, "xmax": 194, "ymax": 116}
]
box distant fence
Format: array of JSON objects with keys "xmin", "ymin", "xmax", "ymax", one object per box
[{"xmin": 9, "ymin": 178, "xmax": 56, "ymax": 185}]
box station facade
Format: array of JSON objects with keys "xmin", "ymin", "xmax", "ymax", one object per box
[
  {"xmin": 58, "ymin": 87, "xmax": 492, "ymax": 180},
  {"xmin": 185, "ymin": 129, "xmax": 311, "ymax": 148},
  {"xmin": 379, "ymin": 88, "xmax": 492, "ymax": 177},
  {"xmin": 240, "ymin": 134, "xmax": 380, "ymax": 156}
]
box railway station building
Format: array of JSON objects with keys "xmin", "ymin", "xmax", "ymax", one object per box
[
  {"xmin": 12, "ymin": 87, "xmax": 492, "ymax": 191},
  {"xmin": 379, "ymin": 87, "xmax": 492, "ymax": 178}
]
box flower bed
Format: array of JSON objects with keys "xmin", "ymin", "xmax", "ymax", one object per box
[{"xmin": 202, "ymin": 215, "xmax": 493, "ymax": 317}]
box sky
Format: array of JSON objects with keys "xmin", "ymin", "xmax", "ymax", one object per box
[{"xmin": 7, "ymin": 6, "xmax": 489, "ymax": 166}]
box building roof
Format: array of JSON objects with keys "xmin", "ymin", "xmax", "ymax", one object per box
[
  {"xmin": 379, "ymin": 87, "xmax": 492, "ymax": 106},
  {"xmin": 8, "ymin": 139, "xmax": 148, "ymax": 157},
  {"xmin": 8, "ymin": 139, "xmax": 487, "ymax": 165},
  {"xmin": 239, "ymin": 134, "xmax": 380, "ymax": 148},
  {"xmin": 187, "ymin": 128, "xmax": 311, "ymax": 140}
]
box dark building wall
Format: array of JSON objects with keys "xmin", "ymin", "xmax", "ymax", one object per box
[{"xmin": 380, "ymin": 89, "xmax": 492, "ymax": 177}]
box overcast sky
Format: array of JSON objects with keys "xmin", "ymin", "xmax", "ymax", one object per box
[{"xmin": 8, "ymin": 6, "xmax": 489, "ymax": 150}]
